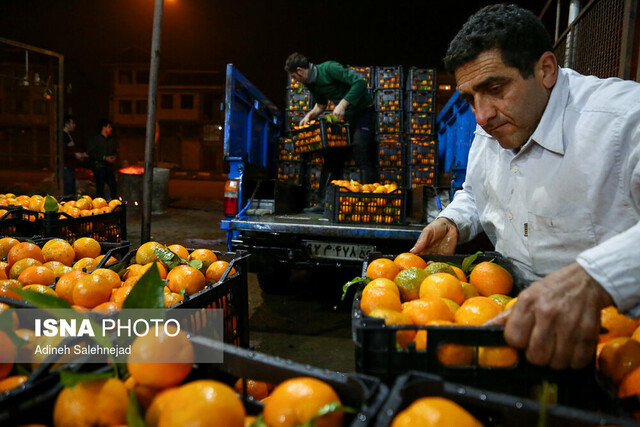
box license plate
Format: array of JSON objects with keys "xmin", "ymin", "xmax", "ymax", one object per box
[{"xmin": 303, "ymin": 240, "xmax": 375, "ymax": 261}]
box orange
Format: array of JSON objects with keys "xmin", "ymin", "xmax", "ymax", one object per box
[
  {"xmin": 188, "ymin": 248, "xmax": 218, "ymax": 273},
  {"xmin": 21, "ymin": 284, "xmax": 57, "ymax": 297},
  {"xmin": 263, "ymin": 377, "xmax": 343, "ymax": 427},
  {"xmin": 127, "ymin": 323, "xmax": 194, "ymax": 389},
  {"xmin": 410, "ymin": 321, "xmax": 456, "ymax": 352},
  {"xmin": 504, "ymin": 296, "xmax": 518, "ymax": 311},
  {"xmin": 619, "ymin": 365, "xmax": 640, "ymax": 398},
  {"xmin": 142, "ymin": 261, "xmax": 169, "ymax": 280},
  {"xmin": 93, "ymin": 301, "xmax": 120, "ymax": 313},
  {"xmin": 72, "ymin": 237, "xmax": 102, "ymax": 260},
  {"xmin": 17, "ymin": 265, "xmax": 56, "ymax": 286},
  {"xmin": 54, "ymin": 270, "xmax": 88, "ymax": 304},
  {"xmin": 9, "ymin": 258, "xmax": 42, "ymax": 280},
  {"xmin": 600, "ymin": 305, "xmax": 637, "ymax": 343},
  {"xmin": 110, "ymin": 285, "xmax": 133, "ymax": 306},
  {"xmin": 368, "ymin": 308, "xmax": 416, "ymax": 349},
  {"xmin": 461, "ymin": 281, "xmax": 480, "ymax": 300},
  {"xmin": 454, "ymin": 297, "xmax": 502, "ymax": 326},
  {"xmin": 391, "ymin": 397, "xmax": 482, "ymax": 427},
  {"xmin": 478, "ymin": 346, "xmax": 519, "ymax": 367},
  {"xmin": 488, "ymin": 294, "xmax": 513, "ymax": 310},
  {"xmin": 72, "ymin": 257, "xmax": 97, "ymax": 272},
  {"xmin": 43, "ymin": 260, "xmax": 65, "ymax": 273},
  {"xmin": 360, "ymin": 286, "xmax": 402, "ymax": 315},
  {"xmin": 419, "ymin": 273, "xmax": 464, "ymax": 305},
  {"xmin": 167, "ymin": 264, "xmax": 206, "ymax": 295},
  {"xmin": 401, "ymin": 298, "xmax": 454, "ymax": 325},
  {"xmin": 598, "ymin": 337, "xmax": 640, "ymax": 383},
  {"xmin": 136, "ymin": 241, "xmax": 165, "ymax": 265},
  {"xmin": 0, "ymin": 375, "xmax": 28, "ymax": 392},
  {"xmin": 72, "ymin": 273, "xmax": 112, "ymax": 308},
  {"xmin": 108, "ymin": 199, "xmax": 122, "ymax": 208},
  {"xmin": 363, "ymin": 278, "xmax": 400, "ymax": 299},
  {"xmin": 0, "ymin": 330, "xmax": 15, "ymax": 380},
  {"xmin": 394, "ymin": 267, "xmax": 429, "ymax": 301},
  {"xmin": 41, "ymin": 238, "xmax": 75, "ymax": 266},
  {"xmin": 0, "ymin": 237, "xmax": 19, "ymax": 259},
  {"xmin": 145, "ymin": 387, "xmax": 181, "ymax": 427},
  {"xmin": 7, "ymin": 242, "xmax": 44, "ymax": 269},
  {"xmin": 366, "ymin": 258, "xmax": 400, "ymax": 281},
  {"xmin": 123, "ymin": 263, "xmax": 146, "ymax": 280},
  {"xmin": 206, "ymin": 260, "xmax": 237, "ymax": 282},
  {"xmin": 234, "ymin": 378, "xmax": 271, "ymax": 400},
  {"xmin": 469, "ymin": 262, "xmax": 513, "ymax": 297},
  {"xmin": 0, "ymin": 279, "xmax": 23, "ymax": 299},
  {"xmin": 0, "ymin": 262, "xmax": 6, "ymax": 280},
  {"xmin": 164, "ymin": 292, "xmax": 184, "ymax": 307},
  {"xmin": 93, "ymin": 254, "xmax": 118, "ymax": 268},
  {"xmin": 440, "ymin": 298, "xmax": 460, "ymax": 314},
  {"xmin": 167, "ymin": 244, "xmax": 189, "ymax": 260},
  {"xmin": 451, "ymin": 265, "xmax": 468, "ymax": 282},
  {"xmin": 438, "ymin": 344, "xmax": 475, "ymax": 366},
  {"xmin": 156, "ymin": 380, "xmax": 245, "ymax": 427},
  {"xmin": 53, "ymin": 378, "xmax": 128, "ymax": 427},
  {"xmin": 393, "ymin": 252, "xmax": 427, "ymax": 270},
  {"xmin": 92, "ymin": 197, "xmax": 108, "ymax": 209},
  {"xmin": 91, "ymin": 268, "xmax": 122, "ymax": 290},
  {"xmin": 0, "ymin": 302, "xmax": 19, "ymax": 328}
]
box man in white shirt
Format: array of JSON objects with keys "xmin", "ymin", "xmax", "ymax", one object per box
[{"xmin": 412, "ymin": 4, "xmax": 640, "ymax": 369}]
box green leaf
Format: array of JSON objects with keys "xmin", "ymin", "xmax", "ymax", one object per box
[
  {"xmin": 154, "ymin": 248, "xmax": 184, "ymax": 270},
  {"xmin": 341, "ymin": 276, "xmax": 370, "ymax": 301},
  {"xmin": 127, "ymin": 388, "xmax": 146, "ymax": 427},
  {"xmin": 461, "ymin": 251, "xmax": 483, "ymax": 273},
  {"xmin": 188, "ymin": 259, "xmax": 203, "ymax": 271},
  {"xmin": 13, "ymin": 289, "xmax": 72, "ymax": 309},
  {"xmin": 122, "ymin": 262, "xmax": 165, "ymax": 309},
  {"xmin": 59, "ymin": 370, "xmax": 116, "ymax": 388},
  {"xmin": 250, "ymin": 414, "xmax": 268, "ymax": 427},
  {"xmin": 15, "ymin": 364, "xmax": 31, "ymax": 376},
  {"xmin": 44, "ymin": 195, "xmax": 59, "ymax": 212},
  {"xmin": 300, "ymin": 401, "xmax": 358, "ymax": 426}
]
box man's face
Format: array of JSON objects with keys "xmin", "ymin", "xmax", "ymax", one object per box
[
  {"xmin": 102, "ymin": 124, "xmax": 113, "ymax": 137},
  {"xmin": 455, "ymin": 49, "xmax": 551, "ymax": 150},
  {"xmin": 67, "ymin": 120, "xmax": 76, "ymax": 132},
  {"xmin": 289, "ymin": 67, "xmax": 308, "ymax": 84}
]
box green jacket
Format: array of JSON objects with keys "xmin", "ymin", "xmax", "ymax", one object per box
[
  {"xmin": 305, "ymin": 61, "xmax": 373, "ymax": 122},
  {"xmin": 87, "ymin": 133, "xmax": 117, "ymax": 168}
]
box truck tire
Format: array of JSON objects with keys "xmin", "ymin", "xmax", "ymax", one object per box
[{"xmin": 257, "ymin": 264, "xmax": 292, "ymax": 294}]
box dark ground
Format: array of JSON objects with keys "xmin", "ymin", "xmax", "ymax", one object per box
[{"xmin": 126, "ymin": 198, "xmax": 355, "ymax": 373}]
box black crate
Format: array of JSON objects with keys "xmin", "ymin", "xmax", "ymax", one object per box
[
  {"xmin": 307, "ymin": 162, "xmax": 322, "ymax": 192},
  {"xmin": 306, "ymin": 190, "xmax": 321, "ymax": 208},
  {"xmin": 287, "ymin": 74, "xmax": 303, "ymax": 89},
  {"xmin": 378, "ymin": 168, "xmax": 405, "ymax": 186},
  {"xmin": 407, "ymin": 136, "xmax": 438, "ymax": 166},
  {"xmin": 286, "ymin": 87, "xmax": 313, "ymax": 111},
  {"xmin": 324, "ymin": 184, "xmax": 407, "ymax": 225},
  {"xmin": 348, "ymin": 65, "xmax": 375, "ymax": 88},
  {"xmin": 375, "ymin": 66, "xmax": 403, "ymax": 89},
  {"xmin": 405, "ymin": 90, "xmax": 436, "ymax": 113},
  {"xmin": 343, "ymin": 166, "xmax": 362, "ymax": 181},
  {"xmin": 277, "ymin": 137, "xmax": 300, "ymax": 162},
  {"xmin": 408, "ymin": 164, "xmax": 438, "ymax": 188},
  {"xmin": 375, "ymin": 89, "xmax": 402, "ymax": 112},
  {"xmin": 376, "ymin": 111, "xmax": 402, "ymax": 134},
  {"xmin": 406, "ymin": 68, "xmax": 436, "ymax": 91},
  {"xmin": 0, "ymin": 208, "xmax": 39, "ymax": 238},
  {"xmin": 292, "ymin": 120, "xmax": 351, "ymax": 153},
  {"xmin": 277, "ymin": 161, "xmax": 304, "ymax": 186},
  {"xmin": 375, "ymin": 371, "xmax": 637, "ymax": 427},
  {"xmin": 405, "ymin": 112, "xmax": 435, "ymax": 135},
  {"xmin": 377, "ymin": 135, "xmax": 404, "ymax": 168},
  {"xmin": 285, "ymin": 109, "xmax": 306, "ymax": 132}
]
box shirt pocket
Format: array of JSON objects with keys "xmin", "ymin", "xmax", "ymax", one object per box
[{"xmin": 527, "ymin": 211, "xmax": 598, "ymax": 276}]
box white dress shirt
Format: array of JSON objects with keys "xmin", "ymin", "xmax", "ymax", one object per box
[{"xmin": 439, "ymin": 67, "xmax": 640, "ymax": 314}]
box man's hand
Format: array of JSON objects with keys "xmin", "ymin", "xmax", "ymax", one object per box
[
  {"xmin": 410, "ymin": 217, "xmax": 459, "ymax": 255},
  {"xmin": 332, "ymin": 99, "xmax": 349, "ymax": 121},
  {"xmin": 300, "ymin": 114, "xmax": 311, "ymax": 126},
  {"xmin": 104, "ymin": 155, "xmax": 116, "ymax": 164},
  {"xmin": 486, "ymin": 262, "xmax": 614, "ymax": 369}
]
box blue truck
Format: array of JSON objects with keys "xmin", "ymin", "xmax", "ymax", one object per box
[{"xmin": 220, "ymin": 64, "xmax": 476, "ymax": 293}]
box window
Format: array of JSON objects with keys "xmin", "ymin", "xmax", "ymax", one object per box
[
  {"xmin": 180, "ymin": 94, "xmax": 194, "ymax": 109},
  {"xmin": 136, "ymin": 70, "xmax": 149, "ymax": 84},
  {"xmin": 161, "ymin": 95, "xmax": 174, "ymax": 109},
  {"xmin": 119, "ymin": 100, "xmax": 132, "ymax": 114},
  {"xmin": 119, "ymin": 70, "xmax": 132, "ymax": 84},
  {"xmin": 136, "ymin": 100, "xmax": 147, "ymax": 115}
]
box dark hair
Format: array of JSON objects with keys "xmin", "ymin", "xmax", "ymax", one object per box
[
  {"xmin": 63, "ymin": 114, "xmax": 74, "ymax": 126},
  {"xmin": 97, "ymin": 119, "xmax": 112, "ymax": 132},
  {"xmin": 443, "ymin": 4, "xmax": 552, "ymax": 78},
  {"xmin": 284, "ymin": 52, "xmax": 309, "ymax": 73}
]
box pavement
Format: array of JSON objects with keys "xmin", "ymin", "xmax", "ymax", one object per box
[{"xmin": 126, "ymin": 198, "xmax": 355, "ymax": 373}]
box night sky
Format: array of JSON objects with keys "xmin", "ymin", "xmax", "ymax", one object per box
[{"xmin": 1, "ymin": 0, "xmax": 547, "ymax": 141}]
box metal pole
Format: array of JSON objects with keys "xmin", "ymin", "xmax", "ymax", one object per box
[{"xmin": 142, "ymin": 0, "xmax": 164, "ymax": 243}]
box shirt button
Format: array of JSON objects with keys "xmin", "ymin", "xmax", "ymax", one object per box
[
  {"xmin": 512, "ymin": 166, "xmax": 518, "ymax": 173},
  {"xmin": 507, "ymin": 213, "xmax": 513, "ymax": 220}
]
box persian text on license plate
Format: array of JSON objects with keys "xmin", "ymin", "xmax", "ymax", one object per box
[{"xmin": 304, "ymin": 240, "xmax": 375, "ymax": 261}]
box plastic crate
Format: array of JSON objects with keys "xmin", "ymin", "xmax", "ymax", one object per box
[
  {"xmin": 378, "ymin": 168, "xmax": 405, "ymax": 186},
  {"xmin": 343, "ymin": 166, "xmax": 362, "ymax": 181},
  {"xmin": 405, "ymin": 90, "xmax": 436, "ymax": 113},
  {"xmin": 307, "ymin": 162, "xmax": 322, "ymax": 192},
  {"xmin": 306, "ymin": 190, "xmax": 321, "ymax": 208},
  {"xmin": 285, "ymin": 109, "xmax": 306, "ymax": 132},
  {"xmin": 0, "ymin": 208, "xmax": 39, "ymax": 238},
  {"xmin": 375, "ymin": 371, "xmax": 637, "ymax": 427},
  {"xmin": 353, "ymin": 252, "xmax": 603, "ymax": 410},
  {"xmin": 407, "ymin": 137, "xmax": 438, "ymax": 166},
  {"xmin": 377, "ymin": 135, "xmax": 404, "ymax": 168},
  {"xmin": 404, "ymin": 112, "xmax": 435, "ymax": 135},
  {"xmin": 277, "ymin": 137, "xmax": 300, "ymax": 161},
  {"xmin": 376, "ymin": 111, "xmax": 402, "ymax": 134},
  {"xmin": 277, "ymin": 161, "xmax": 304, "ymax": 186},
  {"xmin": 286, "ymin": 87, "xmax": 313, "ymax": 111},
  {"xmin": 0, "ymin": 338, "xmax": 388, "ymax": 427},
  {"xmin": 324, "ymin": 184, "xmax": 407, "ymax": 225},
  {"xmin": 292, "ymin": 120, "xmax": 351, "ymax": 153},
  {"xmin": 348, "ymin": 65, "xmax": 375, "ymax": 88},
  {"xmin": 375, "ymin": 66, "xmax": 403, "ymax": 89},
  {"xmin": 406, "ymin": 68, "xmax": 436, "ymax": 91},
  {"xmin": 287, "ymin": 74, "xmax": 303, "ymax": 89},
  {"xmin": 374, "ymin": 89, "xmax": 402, "ymax": 112},
  {"xmin": 408, "ymin": 164, "xmax": 438, "ymax": 188}
]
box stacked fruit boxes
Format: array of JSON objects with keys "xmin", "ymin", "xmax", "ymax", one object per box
[
  {"xmin": 348, "ymin": 65, "xmax": 375, "ymax": 89},
  {"xmin": 306, "ymin": 153, "xmax": 323, "ymax": 208},
  {"xmin": 405, "ymin": 68, "xmax": 438, "ymax": 189},
  {"xmin": 285, "ymin": 75, "xmax": 312, "ymax": 132},
  {"xmin": 374, "ymin": 66, "xmax": 404, "ymax": 186},
  {"xmin": 277, "ymin": 136, "xmax": 303, "ymax": 187}
]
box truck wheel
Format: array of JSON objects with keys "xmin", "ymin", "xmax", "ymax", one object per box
[{"xmin": 257, "ymin": 265, "xmax": 292, "ymax": 294}]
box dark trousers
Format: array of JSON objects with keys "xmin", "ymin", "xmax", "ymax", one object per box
[
  {"xmin": 93, "ymin": 166, "xmax": 117, "ymax": 199},
  {"xmin": 63, "ymin": 167, "xmax": 76, "ymax": 196}
]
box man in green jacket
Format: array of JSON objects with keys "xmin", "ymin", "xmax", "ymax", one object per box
[
  {"xmin": 285, "ymin": 53, "xmax": 376, "ymax": 212},
  {"xmin": 87, "ymin": 119, "xmax": 117, "ymax": 199}
]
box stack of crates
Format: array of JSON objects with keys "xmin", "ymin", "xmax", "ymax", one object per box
[
  {"xmin": 375, "ymin": 66, "xmax": 404, "ymax": 186},
  {"xmin": 342, "ymin": 155, "xmax": 361, "ymax": 181},
  {"xmin": 405, "ymin": 68, "xmax": 438, "ymax": 189},
  {"xmin": 277, "ymin": 137, "xmax": 303, "ymax": 186},
  {"xmin": 285, "ymin": 75, "xmax": 313, "ymax": 131},
  {"xmin": 306, "ymin": 152, "xmax": 323, "ymax": 208}
]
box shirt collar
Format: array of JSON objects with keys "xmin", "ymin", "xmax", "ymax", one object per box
[{"xmin": 306, "ymin": 63, "xmax": 318, "ymax": 84}]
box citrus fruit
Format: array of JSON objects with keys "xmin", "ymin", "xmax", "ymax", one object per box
[
  {"xmin": 419, "ymin": 273, "xmax": 464, "ymax": 305},
  {"xmin": 167, "ymin": 264, "xmax": 206, "ymax": 295},
  {"xmin": 0, "ymin": 375, "xmax": 28, "ymax": 393},
  {"xmin": 450, "ymin": 265, "xmax": 468, "ymax": 282},
  {"xmin": 393, "ymin": 252, "xmax": 427, "ymax": 270},
  {"xmin": 618, "ymin": 365, "xmax": 640, "ymax": 398},
  {"xmin": 366, "ymin": 258, "xmax": 400, "ymax": 280},
  {"xmin": 167, "ymin": 244, "xmax": 189, "ymax": 260},
  {"xmin": 9, "ymin": 258, "xmax": 42, "ymax": 280},
  {"xmin": 598, "ymin": 337, "xmax": 640, "ymax": 383},
  {"xmin": 424, "ymin": 262, "xmax": 456, "ymax": 276},
  {"xmin": 368, "ymin": 308, "xmax": 416, "ymax": 349},
  {"xmin": 488, "ymin": 294, "xmax": 513, "ymax": 310},
  {"xmin": 72, "ymin": 273, "xmax": 112, "ymax": 308},
  {"xmin": 363, "ymin": 278, "xmax": 400, "ymax": 299},
  {"xmin": 438, "ymin": 344, "xmax": 475, "ymax": 366},
  {"xmin": 7, "ymin": 242, "xmax": 44, "ymax": 269},
  {"xmin": 0, "ymin": 237, "xmax": 20, "ymax": 259},
  {"xmin": 461, "ymin": 281, "xmax": 480, "ymax": 300},
  {"xmin": 394, "ymin": 267, "xmax": 428, "ymax": 301},
  {"xmin": 454, "ymin": 297, "xmax": 502, "ymax": 326},
  {"xmin": 401, "ymin": 298, "xmax": 454, "ymax": 325},
  {"xmin": 469, "ymin": 262, "xmax": 513, "ymax": 296},
  {"xmin": 0, "ymin": 330, "xmax": 16, "ymax": 380},
  {"xmin": 0, "ymin": 279, "xmax": 22, "ymax": 299},
  {"xmin": 17, "ymin": 265, "xmax": 56, "ymax": 286},
  {"xmin": 188, "ymin": 248, "xmax": 218, "ymax": 273},
  {"xmin": 360, "ymin": 286, "xmax": 402, "ymax": 315},
  {"xmin": 478, "ymin": 346, "xmax": 519, "ymax": 367},
  {"xmin": 41, "ymin": 239, "xmax": 75, "ymax": 266},
  {"xmin": 440, "ymin": 298, "xmax": 460, "ymax": 314},
  {"xmin": 91, "ymin": 268, "xmax": 122, "ymax": 290},
  {"xmin": 234, "ymin": 378, "xmax": 271, "ymax": 400},
  {"xmin": 600, "ymin": 305, "xmax": 637, "ymax": 343},
  {"xmin": 205, "ymin": 260, "xmax": 237, "ymax": 282},
  {"xmin": 53, "ymin": 378, "xmax": 128, "ymax": 427},
  {"xmin": 391, "ymin": 397, "xmax": 482, "ymax": 427},
  {"xmin": 72, "ymin": 237, "xmax": 102, "ymax": 260},
  {"xmin": 135, "ymin": 241, "xmax": 165, "ymax": 265},
  {"xmin": 21, "ymin": 284, "xmax": 57, "ymax": 297}
]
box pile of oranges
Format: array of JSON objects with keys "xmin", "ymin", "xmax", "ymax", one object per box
[
  {"xmin": 0, "ymin": 193, "xmax": 122, "ymax": 219},
  {"xmin": 331, "ymin": 179, "xmax": 399, "ymax": 194},
  {"xmin": 361, "ymin": 253, "xmax": 518, "ymax": 367},
  {"xmin": 330, "ymin": 180, "xmax": 404, "ymax": 225}
]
